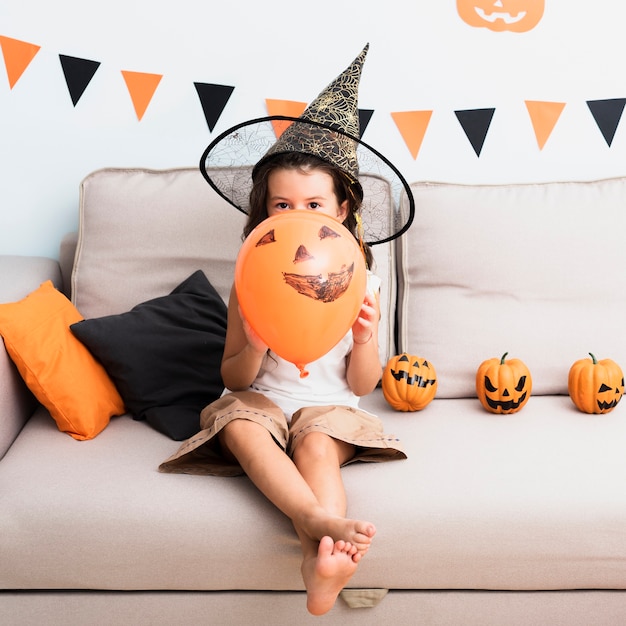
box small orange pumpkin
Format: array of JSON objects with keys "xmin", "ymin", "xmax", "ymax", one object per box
[
  {"xmin": 476, "ymin": 352, "xmax": 532, "ymax": 414},
  {"xmin": 568, "ymin": 353, "xmax": 624, "ymax": 414},
  {"xmin": 382, "ymin": 353, "xmax": 438, "ymax": 411}
]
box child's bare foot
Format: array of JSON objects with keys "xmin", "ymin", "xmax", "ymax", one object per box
[
  {"xmin": 302, "ymin": 536, "xmax": 359, "ymax": 616},
  {"xmin": 328, "ymin": 518, "xmax": 376, "ymax": 557},
  {"xmin": 301, "ymin": 511, "xmax": 376, "ymax": 557}
]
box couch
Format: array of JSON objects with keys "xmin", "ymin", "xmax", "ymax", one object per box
[{"xmin": 2, "ymin": 167, "xmax": 626, "ymax": 625}]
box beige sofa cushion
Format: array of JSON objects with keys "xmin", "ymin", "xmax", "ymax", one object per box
[
  {"xmin": 397, "ymin": 178, "xmax": 626, "ymax": 398},
  {"xmin": 4, "ymin": 395, "xmax": 626, "ymax": 591},
  {"xmin": 72, "ymin": 168, "xmax": 244, "ymax": 316},
  {"xmin": 71, "ymin": 167, "xmax": 397, "ymax": 365}
]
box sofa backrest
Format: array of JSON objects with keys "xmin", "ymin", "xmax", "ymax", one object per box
[
  {"xmin": 397, "ymin": 177, "xmax": 626, "ymax": 398},
  {"xmin": 71, "ymin": 167, "xmax": 398, "ymax": 366},
  {"xmin": 72, "ymin": 168, "xmax": 626, "ymax": 400}
]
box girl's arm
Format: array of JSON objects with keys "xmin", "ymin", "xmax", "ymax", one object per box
[
  {"xmin": 346, "ymin": 290, "xmax": 383, "ymax": 396},
  {"xmin": 220, "ymin": 284, "xmax": 268, "ymax": 391}
]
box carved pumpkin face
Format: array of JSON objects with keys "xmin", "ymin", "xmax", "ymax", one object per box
[
  {"xmin": 235, "ymin": 211, "xmax": 366, "ymax": 377},
  {"xmin": 457, "ymin": 0, "xmax": 545, "ymax": 33},
  {"xmin": 568, "ymin": 353, "xmax": 624, "ymax": 414},
  {"xmin": 382, "ymin": 353, "xmax": 438, "ymax": 411},
  {"xmin": 476, "ymin": 352, "xmax": 532, "ymax": 414}
]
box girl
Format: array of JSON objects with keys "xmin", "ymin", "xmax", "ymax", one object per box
[
  {"xmin": 161, "ymin": 44, "xmax": 412, "ymax": 616},
  {"xmin": 160, "ymin": 152, "xmax": 405, "ymax": 616}
]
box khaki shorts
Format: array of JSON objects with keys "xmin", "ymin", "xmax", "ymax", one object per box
[{"xmin": 158, "ymin": 390, "xmax": 406, "ymax": 476}]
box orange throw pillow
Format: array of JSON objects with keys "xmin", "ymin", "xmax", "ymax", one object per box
[{"xmin": 0, "ymin": 281, "xmax": 125, "ymax": 439}]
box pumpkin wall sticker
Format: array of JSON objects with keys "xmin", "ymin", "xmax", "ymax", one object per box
[
  {"xmin": 476, "ymin": 352, "xmax": 532, "ymax": 414},
  {"xmin": 235, "ymin": 210, "xmax": 366, "ymax": 378},
  {"xmin": 457, "ymin": 0, "xmax": 545, "ymax": 33},
  {"xmin": 568, "ymin": 353, "xmax": 624, "ymax": 414},
  {"xmin": 382, "ymin": 353, "xmax": 438, "ymax": 411}
]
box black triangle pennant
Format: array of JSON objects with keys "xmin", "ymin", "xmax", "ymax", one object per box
[
  {"xmin": 358, "ymin": 109, "xmax": 374, "ymax": 138},
  {"xmin": 587, "ymin": 98, "xmax": 626, "ymax": 146},
  {"xmin": 194, "ymin": 83, "xmax": 235, "ymax": 132},
  {"xmin": 455, "ymin": 108, "xmax": 495, "ymax": 157},
  {"xmin": 59, "ymin": 54, "xmax": 101, "ymax": 106}
]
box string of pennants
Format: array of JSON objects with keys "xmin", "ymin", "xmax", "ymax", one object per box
[{"xmin": 1, "ymin": 34, "xmax": 625, "ymax": 159}]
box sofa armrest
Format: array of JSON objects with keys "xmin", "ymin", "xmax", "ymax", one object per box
[
  {"xmin": 59, "ymin": 231, "xmax": 78, "ymax": 299},
  {"xmin": 0, "ymin": 255, "xmax": 63, "ymax": 302},
  {"xmin": 0, "ymin": 342, "xmax": 37, "ymax": 460},
  {"xmin": 0, "ymin": 255, "xmax": 63, "ymax": 460}
]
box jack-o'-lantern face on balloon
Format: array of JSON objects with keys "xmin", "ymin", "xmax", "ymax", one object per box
[
  {"xmin": 457, "ymin": 0, "xmax": 545, "ymax": 33},
  {"xmin": 235, "ymin": 211, "xmax": 366, "ymax": 377}
]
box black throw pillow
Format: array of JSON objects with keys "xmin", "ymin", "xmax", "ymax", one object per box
[{"xmin": 70, "ymin": 270, "xmax": 228, "ymax": 440}]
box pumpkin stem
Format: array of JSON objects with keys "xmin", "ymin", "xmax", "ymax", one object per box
[
  {"xmin": 589, "ymin": 352, "xmax": 597, "ymax": 365},
  {"xmin": 500, "ymin": 352, "xmax": 509, "ymax": 364}
]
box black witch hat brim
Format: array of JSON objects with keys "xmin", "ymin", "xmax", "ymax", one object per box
[{"xmin": 199, "ymin": 115, "xmax": 415, "ymax": 246}]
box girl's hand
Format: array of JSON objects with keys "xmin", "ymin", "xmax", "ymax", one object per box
[
  {"xmin": 222, "ymin": 285, "xmax": 268, "ymax": 391},
  {"xmin": 347, "ymin": 290, "xmax": 382, "ymax": 395},
  {"xmin": 239, "ymin": 306, "xmax": 269, "ymax": 355},
  {"xmin": 351, "ymin": 291, "xmax": 378, "ymax": 345}
]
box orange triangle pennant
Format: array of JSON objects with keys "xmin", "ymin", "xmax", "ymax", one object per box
[
  {"xmin": 391, "ymin": 110, "xmax": 433, "ymax": 159},
  {"xmin": 0, "ymin": 35, "xmax": 41, "ymax": 89},
  {"xmin": 121, "ymin": 70, "xmax": 163, "ymax": 121},
  {"xmin": 265, "ymin": 99, "xmax": 307, "ymax": 138},
  {"xmin": 525, "ymin": 100, "xmax": 566, "ymax": 150}
]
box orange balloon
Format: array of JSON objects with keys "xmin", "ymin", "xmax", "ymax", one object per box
[{"xmin": 235, "ymin": 211, "xmax": 367, "ymax": 377}]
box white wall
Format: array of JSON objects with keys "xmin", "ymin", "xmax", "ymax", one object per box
[{"xmin": 2, "ymin": 0, "xmax": 626, "ymax": 259}]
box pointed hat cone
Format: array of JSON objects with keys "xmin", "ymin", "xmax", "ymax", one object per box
[{"xmin": 254, "ymin": 44, "xmax": 369, "ymax": 182}]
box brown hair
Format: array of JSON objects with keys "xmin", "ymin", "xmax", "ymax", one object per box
[{"xmin": 246, "ymin": 152, "xmax": 373, "ymax": 268}]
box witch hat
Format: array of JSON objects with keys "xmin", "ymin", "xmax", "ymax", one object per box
[{"xmin": 200, "ymin": 44, "xmax": 414, "ymax": 245}]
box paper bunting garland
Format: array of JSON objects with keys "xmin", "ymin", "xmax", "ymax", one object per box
[
  {"xmin": 455, "ymin": 108, "xmax": 496, "ymax": 156},
  {"xmin": 0, "ymin": 35, "xmax": 40, "ymax": 88},
  {"xmin": 2, "ymin": 34, "xmax": 626, "ymax": 159},
  {"xmin": 391, "ymin": 111, "xmax": 433, "ymax": 158},
  {"xmin": 121, "ymin": 70, "xmax": 163, "ymax": 121},
  {"xmin": 194, "ymin": 83, "xmax": 235, "ymax": 132},
  {"xmin": 265, "ymin": 99, "xmax": 307, "ymax": 137},
  {"xmin": 358, "ymin": 109, "xmax": 374, "ymax": 137},
  {"xmin": 587, "ymin": 98, "xmax": 626, "ymax": 147},
  {"xmin": 525, "ymin": 101, "xmax": 566, "ymax": 150},
  {"xmin": 59, "ymin": 55, "xmax": 101, "ymax": 106}
]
